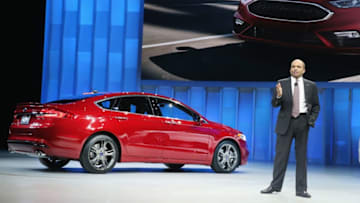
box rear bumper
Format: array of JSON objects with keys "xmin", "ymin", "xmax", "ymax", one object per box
[
  {"xmin": 8, "ymin": 124, "xmax": 86, "ymax": 160},
  {"xmin": 7, "ymin": 140, "xmax": 48, "ymax": 158}
]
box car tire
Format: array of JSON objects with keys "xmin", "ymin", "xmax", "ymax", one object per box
[
  {"xmin": 164, "ymin": 163, "xmax": 184, "ymax": 170},
  {"xmin": 80, "ymin": 135, "xmax": 119, "ymax": 174},
  {"xmin": 211, "ymin": 140, "xmax": 240, "ymax": 173},
  {"xmin": 39, "ymin": 157, "xmax": 70, "ymax": 170}
]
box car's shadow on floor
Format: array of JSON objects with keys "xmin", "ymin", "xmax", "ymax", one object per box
[{"xmin": 30, "ymin": 167, "xmax": 245, "ymax": 174}]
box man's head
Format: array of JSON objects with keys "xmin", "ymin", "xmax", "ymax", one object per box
[{"xmin": 290, "ymin": 59, "xmax": 306, "ymax": 79}]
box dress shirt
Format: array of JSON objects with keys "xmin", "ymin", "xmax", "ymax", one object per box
[{"xmin": 291, "ymin": 76, "xmax": 307, "ymax": 113}]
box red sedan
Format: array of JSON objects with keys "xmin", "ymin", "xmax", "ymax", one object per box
[
  {"xmin": 7, "ymin": 92, "xmax": 248, "ymax": 173},
  {"xmin": 233, "ymin": 0, "xmax": 360, "ymax": 53}
]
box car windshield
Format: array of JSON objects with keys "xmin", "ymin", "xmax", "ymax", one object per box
[{"xmin": 46, "ymin": 93, "xmax": 105, "ymax": 104}]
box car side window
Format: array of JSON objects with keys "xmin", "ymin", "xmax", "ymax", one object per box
[
  {"xmin": 116, "ymin": 96, "xmax": 153, "ymax": 115},
  {"xmin": 155, "ymin": 98, "xmax": 195, "ymax": 121},
  {"xmin": 98, "ymin": 98, "xmax": 119, "ymax": 110}
]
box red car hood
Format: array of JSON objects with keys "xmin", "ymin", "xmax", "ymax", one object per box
[{"xmin": 207, "ymin": 120, "xmax": 241, "ymax": 135}]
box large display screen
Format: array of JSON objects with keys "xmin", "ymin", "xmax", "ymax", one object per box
[{"xmin": 141, "ymin": 0, "xmax": 360, "ymax": 82}]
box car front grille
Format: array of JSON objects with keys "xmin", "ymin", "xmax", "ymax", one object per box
[
  {"xmin": 243, "ymin": 26, "xmax": 324, "ymax": 45},
  {"xmin": 248, "ymin": 0, "xmax": 333, "ymax": 23}
]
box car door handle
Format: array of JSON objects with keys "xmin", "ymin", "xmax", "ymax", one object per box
[
  {"xmin": 164, "ymin": 120, "xmax": 172, "ymax": 124},
  {"xmin": 173, "ymin": 120, "xmax": 181, "ymax": 125},
  {"xmin": 164, "ymin": 120, "xmax": 181, "ymax": 125},
  {"xmin": 115, "ymin": 116, "xmax": 128, "ymax": 120}
]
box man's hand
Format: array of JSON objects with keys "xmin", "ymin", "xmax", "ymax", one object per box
[{"xmin": 276, "ymin": 83, "xmax": 282, "ymax": 98}]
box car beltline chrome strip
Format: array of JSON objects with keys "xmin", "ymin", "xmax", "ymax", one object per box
[{"xmin": 93, "ymin": 95, "xmax": 208, "ymax": 124}]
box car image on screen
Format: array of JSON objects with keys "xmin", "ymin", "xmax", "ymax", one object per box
[
  {"xmin": 233, "ymin": 0, "xmax": 360, "ymax": 53},
  {"xmin": 7, "ymin": 92, "xmax": 249, "ymax": 174}
]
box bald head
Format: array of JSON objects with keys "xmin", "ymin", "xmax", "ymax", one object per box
[
  {"xmin": 290, "ymin": 59, "xmax": 306, "ymax": 78},
  {"xmin": 292, "ymin": 59, "xmax": 305, "ymax": 68}
]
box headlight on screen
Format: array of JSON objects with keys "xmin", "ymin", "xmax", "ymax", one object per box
[
  {"xmin": 330, "ymin": 0, "xmax": 360, "ymax": 8},
  {"xmin": 237, "ymin": 133, "xmax": 247, "ymax": 141},
  {"xmin": 334, "ymin": 31, "xmax": 360, "ymax": 38},
  {"xmin": 240, "ymin": 0, "xmax": 253, "ymax": 5}
]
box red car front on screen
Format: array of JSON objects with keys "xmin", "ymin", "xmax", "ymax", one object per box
[
  {"xmin": 8, "ymin": 92, "xmax": 249, "ymax": 173},
  {"xmin": 233, "ymin": 0, "xmax": 360, "ymax": 53}
]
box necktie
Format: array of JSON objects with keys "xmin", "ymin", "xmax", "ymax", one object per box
[{"xmin": 292, "ymin": 79, "xmax": 300, "ymax": 118}]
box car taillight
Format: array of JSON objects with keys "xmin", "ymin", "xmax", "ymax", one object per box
[{"xmin": 37, "ymin": 108, "xmax": 71, "ymax": 118}]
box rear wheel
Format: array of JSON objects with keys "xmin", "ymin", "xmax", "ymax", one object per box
[
  {"xmin": 211, "ymin": 141, "xmax": 240, "ymax": 173},
  {"xmin": 80, "ymin": 135, "xmax": 119, "ymax": 174},
  {"xmin": 39, "ymin": 157, "xmax": 70, "ymax": 170},
  {"xmin": 164, "ymin": 163, "xmax": 184, "ymax": 170}
]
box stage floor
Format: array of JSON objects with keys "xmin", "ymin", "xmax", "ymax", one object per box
[{"xmin": 0, "ymin": 151, "xmax": 359, "ymax": 203}]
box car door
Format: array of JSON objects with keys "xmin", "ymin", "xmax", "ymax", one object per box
[
  {"xmin": 103, "ymin": 96, "xmax": 164, "ymax": 159},
  {"xmin": 153, "ymin": 97, "xmax": 211, "ymax": 161}
]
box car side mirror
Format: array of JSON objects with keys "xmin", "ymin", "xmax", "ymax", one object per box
[
  {"xmin": 194, "ymin": 114, "xmax": 200, "ymax": 122},
  {"xmin": 194, "ymin": 115, "xmax": 203, "ymax": 125}
]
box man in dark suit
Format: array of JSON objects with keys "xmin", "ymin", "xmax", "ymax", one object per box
[{"xmin": 261, "ymin": 59, "xmax": 320, "ymax": 198}]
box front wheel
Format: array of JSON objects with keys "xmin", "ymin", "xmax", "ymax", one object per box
[
  {"xmin": 39, "ymin": 157, "xmax": 70, "ymax": 170},
  {"xmin": 80, "ymin": 135, "xmax": 119, "ymax": 174},
  {"xmin": 211, "ymin": 141, "xmax": 240, "ymax": 173}
]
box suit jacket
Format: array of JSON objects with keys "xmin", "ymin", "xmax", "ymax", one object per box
[{"xmin": 272, "ymin": 77, "xmax": 320, "ymax": 135}]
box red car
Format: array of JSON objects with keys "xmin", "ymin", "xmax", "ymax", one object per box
[
  {"xmin": 233, "ymin": 0, "xmax": 360, "ymax": 53},
  {"xmin": 7, "ymin": 92, "xmax": 248, "ymax": 173}
]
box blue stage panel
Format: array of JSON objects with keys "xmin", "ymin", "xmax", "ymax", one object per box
[
  {"xmin": 42, "ymin": 0, "xmax": 143, "ymax": 103},
  {"xmin": 79, "ymin": 0, "xmax": 94, "ymax": 25},
  {"xmin": 108, "ymin": 53, "xmax": 123, "ymax": 92},
  {"xmin": 50, "ymin": 0, "xmax": 63, "ymax": 25},
  {"xmin": 253, "ymin": 88, "xmax": 272, "ymax": 161},
  {"xmin": 205, "ymin": 88, "xmax": 221, "ymax": 123},
  {"xmin": 109, "ymin": 26, "xmax": 125, "ymax": 53},
  {"xmin": 92, "ymin": 38, "xmax": 108, "ymax": 91},
  {"xmin": 76, "ymin": 52, "xmax": 91, "ymax": 95},
  {"xmin": 238, "ymin": 88, "xmax": 255, "ymax": 159},
  {"xmin": 351, "ymin": 88, "xmax": 360, "ymax": 165},
  {"xmin": 110, "ymin": 0, "xmax": 125, "ymax": 26},
  {"xmin": 190, "ymin": 87, "xmax": 206, "ymax": 116},
  {"xmin": 157, "ymin": 86, "xmax": 173, "ymax": 98},
  {"xmin": 174, "ymin": 87, "xmax": 189, "ymax": 105},
  {"xmin": 60, "ymin": 38, "xmax": 77, "ymax": 97},
  {"xmin": 321, "ymin": 88, "xmax": 334, "ymax": 164},
  {"xmin": 123, "ymin": 39, "xmax": 140, "ymax": 92},
  {"xmin": 333, "ymin": 88, "xmax": 351, "ymax": 165},
  {"xmin": 141, "ymin": 85, "xmax": 156, "ymax": 94},
  {"xmin": 307, "ymin": 88, "xmax": 326, "ymax": 164},
  {"xmin": 271, "ymin": 102, "xmax": 279, "ymax": 161},
  {"xmin": 221, "ymin": 88, "xmax": 238, "ymax": 129}
]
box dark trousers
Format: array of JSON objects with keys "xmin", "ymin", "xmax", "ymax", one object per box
[{"xmin": 271, "ymin": 114, "xmax": 310, "ymax": 193}]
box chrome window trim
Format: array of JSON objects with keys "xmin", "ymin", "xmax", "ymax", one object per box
[
  {"xmin": 247, "ymin": 0, "xmax": 334, "ymax": 23},
  {"xmin": 94, "ymin": 95, "xmax": 155, "ymax": 116},
  {"xmin": 94, "ymin": 94, "xmax": 207, "ymax": 124},
  {"xmin": 148, "ymin": 96, "xmax": 208, "ymax": 123}
]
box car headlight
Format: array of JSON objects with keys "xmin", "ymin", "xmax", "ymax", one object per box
[
  {"xmin": 237, "ymin": 133, "xmax": 247, "ymax": 141},
  {"xmin": 329, "ymin": 0, "xmax": 360, "ymax": 8},
  {"xmin": 333, "ymin": 31, "xmax": 360, "ymax": 38}
]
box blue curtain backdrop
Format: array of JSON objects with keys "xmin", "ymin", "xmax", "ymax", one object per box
[
  {"xmin": 41, "ymin": 0, "xmax": 359, "ymax": 166},
  {"xmin": 41, "ymin": 0, "xmax": 144, "ymax": 103}
]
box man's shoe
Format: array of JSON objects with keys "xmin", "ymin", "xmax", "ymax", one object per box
[
  {"xmin": 296, "ymin": 191, "xmax": 311, "ymax": 198},
  {"xmin": 260, "ymin": 186, "xmax": 280, "ymax": 194}
]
